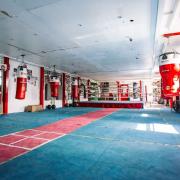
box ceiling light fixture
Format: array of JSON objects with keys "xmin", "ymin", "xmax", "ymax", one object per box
[
  {"xmin": 0, "ymin": 10, "xmax": 13, "ymax": 18},
  {"xmin": 117, "ymin": 16, "xmax": 122, "ymax": 19}
]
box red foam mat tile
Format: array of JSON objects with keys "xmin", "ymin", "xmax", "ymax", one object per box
[
  {"xmin": 35, "ymin": 132, "xmax": 64, "ymax": 140},
  {"xmin": 0, "ymin": 144, "xmax": 28, "ymax": 164},
  {"xmin": 35, "ymin": 124, "xmax": 60, "ymax": 132},
  {"xmin": 15, "ymin": 129, "xmax": 42, "ymax": 137},
  {"xmin": 13, "ymin": 137, "xmax": 48, "ymax": 149},
  {"xmin": 0, "ymin": 135, "xmax": 26, "ymax": 145},
  {"xmin": 35, "ymin": 108, "xmax": 118, "ymax": 133}
]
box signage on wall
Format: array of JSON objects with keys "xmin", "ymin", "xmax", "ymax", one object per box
[{"xmin": 13, "ymin": 67, "xmax": 38, "ymax": 86}]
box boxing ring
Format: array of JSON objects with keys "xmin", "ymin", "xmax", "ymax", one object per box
[
  {"xmin": 66, "ymin": 79, "xmax": 146, "ymax": 109},
  {"xmin": 75, "ymin": 101, "xmax": 144, "ymax": 109}
]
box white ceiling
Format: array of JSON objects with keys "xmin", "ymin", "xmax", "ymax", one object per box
[
  {"xmin": 151, "ymin": 0, "xmax": 180, "ymax": 76},
  {"xmin": 0, "ymin": 0, "xmax": 161, "ymax": 80}
]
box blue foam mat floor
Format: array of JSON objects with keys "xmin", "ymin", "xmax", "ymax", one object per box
[
  {"xmin": 0, "ymin": 107, "xmax": 101, "ymax": 136},
  {"xmin": 0, "ymin": 108, "xmax": 180, "ymax": 180}
]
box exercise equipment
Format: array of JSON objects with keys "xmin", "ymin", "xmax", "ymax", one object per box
[
  {"xmin": 15, "ymin": 64, "xmax": 28, "ymax": 99},
  {"xmin": 159, "ymin": 52, "xmax": 180, "ymax": 112},
  {"xmin": 159, "ymin": 52, "xmax": 180, "ymax": 97},
  {"xmin": 72, "ymin": 78, "xmax": 79, "ymax": 102},
  {"xmin": 49, "ymin": 66, "xmax": 60, "ymax": 98},
  {"xmin": 50, "ymin": 75, "xmax": 60, "ymax": 98},
  {"xmin": 120, "ymin": 84, "xmax": 129, "ymax": 101},
  {"xmin": 46, "ymin": 100, "xmax": 56, "ymax": 110},
  {"xmin": 133, "ymin": 82, "xmax": 138, "ymax": 99},
  {"xmin": 47, "ymin": 66, "xmax": 61, "ymax": 110}
]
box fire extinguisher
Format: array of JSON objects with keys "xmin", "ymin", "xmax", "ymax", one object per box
[{"xmin": 15, "ymin": 64, "xmax": 28, "ymax": 100}]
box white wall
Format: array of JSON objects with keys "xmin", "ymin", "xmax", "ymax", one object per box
[
  {"xmin": 8, "ymin": 60, "xmax": 40, "ymax": 113},
  {"xmin": 8, "ymin": 60, "xmax": 63, "ymax": 113}
]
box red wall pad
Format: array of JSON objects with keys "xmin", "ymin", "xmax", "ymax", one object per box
[
  {"xmin": 40, "ymin": 67, "xmax": 45, "ymax": 108},
  {"xmin": 139, "ymin": 80, "xmax": 142, "ymax": 100},
  {"xmin": 87, "ymin": 79, "xmax": 90, "ymax": 99},
  {"xmin": 3, "ymin": 57, "xmax": 10, "ymax": 114},
  {"xmin": 116, "ymin": 81, "xmax": 120, "ymax": 101},
  {"xmin": 77, "ymin": 77, "xmax": 80, "ymax": 101},
  {"xmin": 62, "ymin": 73, "xmax": 66, "ymax": 107}
]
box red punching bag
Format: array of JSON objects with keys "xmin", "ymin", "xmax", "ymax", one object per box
[
  {"xmin": 159, "ymin": 52, "xmax": 180, "ymax": 97},
  {"xmin": 72, "ymin": 79, "xmax": 78, "ymax": 100},
  {"xmin": 15, "ymin": 64, "xmax": 28, "ymax": 99},
  {"xmin": 50, "ymin": 76, "xmax": 60, "ymax": 97}
]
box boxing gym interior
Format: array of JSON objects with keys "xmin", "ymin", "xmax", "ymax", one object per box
[{"xmin": 0, "ymin": 0, "xmax": 180, "ymax": 179}]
